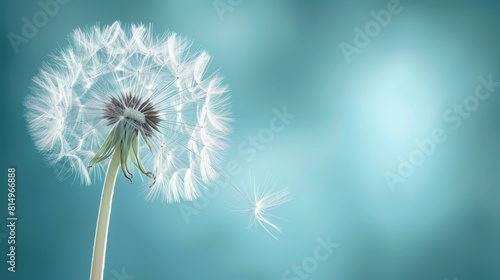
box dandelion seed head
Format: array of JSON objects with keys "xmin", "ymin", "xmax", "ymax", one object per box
[{"xmin": 25, "ymin": 21, "xmax": 231, "ymax": 202}]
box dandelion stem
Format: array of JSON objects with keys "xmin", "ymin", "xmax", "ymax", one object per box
[{"xmin": 90, "ymin": 146, "xmax": 121, "ymax": 280}]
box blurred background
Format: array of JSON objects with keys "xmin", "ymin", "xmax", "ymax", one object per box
[{"xmin": 1, "ymin": 0, "xmax": 500, "ymax": 279}]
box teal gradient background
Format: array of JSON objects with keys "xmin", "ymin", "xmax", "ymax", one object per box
[{"xmin": 1, "ymin": 0, "xmax": 500, "ymax": 279}]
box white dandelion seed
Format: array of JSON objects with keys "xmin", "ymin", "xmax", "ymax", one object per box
[
  {"xmin": 25, "ymin": 21, "xmax": 290, "ymax": 280},
  {"xmin": 229, "ymin": 176, "xmax": 292, "ymax": 240}
]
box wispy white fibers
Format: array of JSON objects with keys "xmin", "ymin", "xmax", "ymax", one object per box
[
  {"xmin": 25, "ymin": 22, "xmax": 290, "ymax": 240},
  {"xmin": 229, "ymin": 176, "xmax": 292, "ymax": 240}
]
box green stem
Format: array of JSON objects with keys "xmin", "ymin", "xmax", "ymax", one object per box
[{"xmin": 90, "ymin": 146, "xmax": 121, "ymax": 280}]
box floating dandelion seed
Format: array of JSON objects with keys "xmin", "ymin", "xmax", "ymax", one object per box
[
  {"xmin": 229, "ymin": 176, "xmax": 292, "ymax": 240},
  {"xmin": 25, "ymin": 21, "xmax": 290, "ymax": 280}
]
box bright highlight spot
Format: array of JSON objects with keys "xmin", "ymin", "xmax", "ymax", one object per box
[{"xmin": 375, "ymin": 94, "xmax": 414, "ymax": 141}]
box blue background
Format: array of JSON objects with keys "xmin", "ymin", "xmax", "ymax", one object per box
[{"xmin": 1, "ymin": 0, "xmax": 500, "ymax": 279}]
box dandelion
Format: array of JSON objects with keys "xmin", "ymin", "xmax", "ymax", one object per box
[{"xmin": 25, "ymin": 21, "xmax": 290, "ymax": 280}]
